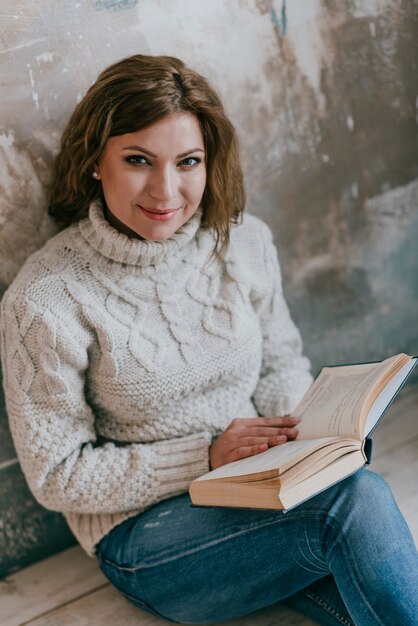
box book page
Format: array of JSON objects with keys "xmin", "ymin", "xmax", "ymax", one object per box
[
  {"xmin": 364, "ymin": 358, "xmax": 417, "ymax": 436},
  {"xmin": 294, "ymin": 359, "xmax": 395, "ymax": 440},
  {"xmin": 281, "ymin": 450, "xmax": 365, "ymax": 510},
  {"xmin": 194, "ymin": 438, "xmax": 336, "ymax": 481}
]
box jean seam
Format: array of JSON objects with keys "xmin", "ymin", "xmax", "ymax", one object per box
[
  {"xmin": 100, "ymin": 510, "xmax": 326, "ymax": 572},
  {"xmin": 302, "ymin": 588, "xmax": 355, "ymax": 626},
  {"xmin": 326, "ymin": 514, "xmax": 385, "ymax": 626},
  {"xmin": 298, "ymin": 528, "xmax": 328, "ymax": 573},
  {"xmin": 98, "ymin": 552, "xmax": 179, "ymax": 622},
  {"xmin": 118, "ymin": 587, "xmax": 181, "ymax": 622}
]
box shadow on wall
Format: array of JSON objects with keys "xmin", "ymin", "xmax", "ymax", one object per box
[
  {"xmin": 287, "ymin": 180, "xmax": 418, "ymax": 371},
  {"xmin": 251, "ymin": 0, "xmax": 418, "ymax": 370}
]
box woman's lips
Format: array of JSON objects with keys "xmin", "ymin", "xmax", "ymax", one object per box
[{"xmin": 138, "ymin": 206, "xmax": 179, "ymax": 221}]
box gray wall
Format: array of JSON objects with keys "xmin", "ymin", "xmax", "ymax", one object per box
[{"xmin": 1, "ymin": 0, "xmax": 417, "ymax": 576}]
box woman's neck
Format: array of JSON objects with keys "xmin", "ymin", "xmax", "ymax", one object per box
[
  {"xmin": 104, "ymin": 205, "xmax": 145, "ymax": 240},
  {"xmin": 79, "ymin": 200, "xmax": 203, "ymax": 266}
]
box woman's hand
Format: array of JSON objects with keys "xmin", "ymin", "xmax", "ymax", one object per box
[{"xmin": 209, "ymin": 416, "xmax": 301, "ymax": 470}]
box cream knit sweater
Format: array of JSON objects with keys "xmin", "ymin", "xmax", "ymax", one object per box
[{"xmin": 0, "ymin": 201, "xmax": 312, "ymax": 556}]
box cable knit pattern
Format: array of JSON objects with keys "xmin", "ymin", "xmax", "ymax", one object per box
[{"xmin": 0, "ymin": 201, "xmax": 312, "ymax": 556}]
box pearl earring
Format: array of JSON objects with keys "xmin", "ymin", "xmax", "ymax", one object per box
[{"xmin": 92, "ymin": 172, "xmax": 99, "ymax": 179}]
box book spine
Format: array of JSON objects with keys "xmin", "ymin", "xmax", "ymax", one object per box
[{"xmin": 364, "ymin": 438, "xmax": 373, "ymax": 464}]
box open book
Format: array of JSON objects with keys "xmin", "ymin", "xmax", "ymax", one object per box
[{"xmin": 189, "ymin": 353, "xmax": 417, "ymax": 511}]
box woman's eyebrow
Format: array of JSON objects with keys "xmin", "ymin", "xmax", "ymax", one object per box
[{"xmin": 122, "ymin": 146, "xmax": 205, "ymax": 158}]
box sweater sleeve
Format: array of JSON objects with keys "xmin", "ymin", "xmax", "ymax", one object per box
[
  {"xmin": 0, "ymin": 291, "xmax": 211, "ymax": 516},
  {"xmin": 251, "ymin": 222, "xmax": 313, "ymax": 416}
]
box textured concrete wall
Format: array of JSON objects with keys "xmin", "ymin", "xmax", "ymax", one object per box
[{"xmin": 0, "ymin": 0, "xmax": 417, "ymax": 576}]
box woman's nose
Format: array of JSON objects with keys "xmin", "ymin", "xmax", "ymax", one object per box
[{"xmin": 148, "ymin": 166, "xmax": 178, "ymax": 201}]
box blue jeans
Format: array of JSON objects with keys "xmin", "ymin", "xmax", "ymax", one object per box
[{"xmin": 96, "ymin": 469, "xmax": 418, "ymax": 625}]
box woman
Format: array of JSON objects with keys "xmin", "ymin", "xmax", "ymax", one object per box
[{"xmin": 1, "ymin": 54, "xmax": 417, "ymax": 626}]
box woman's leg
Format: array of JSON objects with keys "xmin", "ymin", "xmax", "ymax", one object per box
[
  {"xmin": 282, "ymin": 576, "xmax": 355, "ymax": 626},
  {"xmin": 96, "ymin": 469, "xmax": 418, "ymax": 625}
]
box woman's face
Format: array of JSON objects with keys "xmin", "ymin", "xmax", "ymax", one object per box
[{"xmin": 95, "ymin": 112, "xmax": 206, "ymax": 241}]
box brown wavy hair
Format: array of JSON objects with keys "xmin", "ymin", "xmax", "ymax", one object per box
[{"xmin": 48, "ymin": 54, "xmax": 245, "ymax": 257}]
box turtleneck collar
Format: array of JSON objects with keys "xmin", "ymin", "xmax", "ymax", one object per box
[{"xmin": 78, "ymin": 200, "xmax": 203, "ymax": 266}]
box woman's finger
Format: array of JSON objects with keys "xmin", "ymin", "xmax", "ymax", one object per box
[
  {"xmin": 210, "ymin": 421, "xmax": 299, "ymax": 469},
  {"xmin": 226, "ymin": 443, "xmax": 269, "ymax": 463},
  {"xmin": 229, "ymin": 416, "xmax": 300, "ymax": 430},
  {"xmin": 231, "ymin": 435, "xmax": 288, "ymax": 448},
  {"xmin": 241, "ymin": 426, "xmax": 299, "ymax": 438}
]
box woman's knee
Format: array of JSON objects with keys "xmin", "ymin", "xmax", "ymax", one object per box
[
  {"xmin": 343, "ymin": 469, "xmax": 393, "ymax": 507},
  {"xmin": 326, "ymin": 469, "xmax": 399, "ymax": 536}
]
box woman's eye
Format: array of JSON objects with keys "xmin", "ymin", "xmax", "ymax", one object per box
[
  {"xmin": 179, "ymin": 157, "xmax": 201, "ymax": 168},
  {"xmin": 125, "ymin": 155, "xmax": 149, "ymax": 166},
  {"xmin": 124, "ymin": 155, "xmax": 202, "ymax": 168}
]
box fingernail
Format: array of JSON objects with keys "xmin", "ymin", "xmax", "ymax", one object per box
[{"xmin": 287, "ymin": 428, "xmax": 298, "ymax": 436}]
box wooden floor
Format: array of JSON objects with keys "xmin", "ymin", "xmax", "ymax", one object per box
[{"xmin": 1, "ymin": 386, "xmax": 417, "ymax": 626}]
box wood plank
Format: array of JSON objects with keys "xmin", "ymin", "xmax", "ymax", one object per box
[
  {"xmin": 368, "ymin": 384, "xmax": 418, "ymax": 544},
  {"xmin": 23, "ymin": 583, "xmax": 316, "ymax": 626},
  {"xmin": 366, "ymin": 385, "xmax": 418, "ymax": 541},
  {"xmin": 397, "ymin": 493, "xmax": 418, "ymax": 539},
  {"xmin": 23, "ymin": 584, "xmax": 165, "ymax": 626},
  {"xmin": 369, "ymin": 440, "xmax": 418, "ymax": 543},
  {"xmin": 0, "ymin": 544, "xmax": 317, "ymax": 626},
  {"xmin": 0, "ymin": 546, "xmax": 106, "ymax": 626}
]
